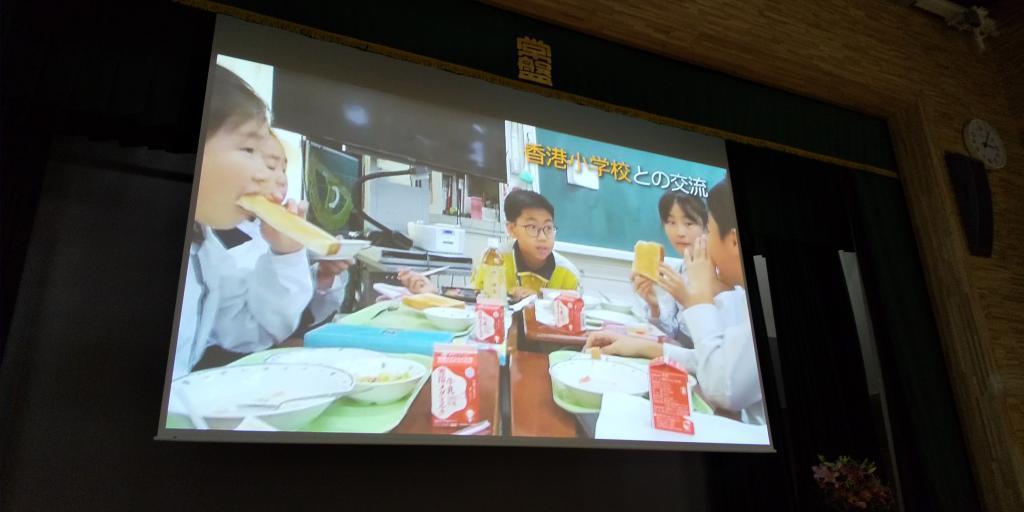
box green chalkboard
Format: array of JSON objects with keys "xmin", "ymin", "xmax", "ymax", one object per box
[{"xmin": 536, "ymin": 128, "xmax": 726, "ymax": 253}]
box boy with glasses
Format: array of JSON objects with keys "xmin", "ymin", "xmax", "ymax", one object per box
[{"xmin": 399, "ymin": 189, "xmax": 580, "ymax": 301}]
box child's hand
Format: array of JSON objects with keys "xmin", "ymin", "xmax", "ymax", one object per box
[
  {"xmin": 681, "ymin": 236, "xmax": 718, "ymax": 308},
  {"xmin": 631, "ymin": 272, "xmax": 660, "ymax": 316},
  {"xmin": 510, "ymin": 287, "xmax": 538, "ymax": 302},
  {"xmin": 261, "ymin": 195, "xmax": 309, "ymax": 254},
  {"xmin": 316, "ymin": 258, "xmax": 352, "ymax": 290},
  {"xmin": 656, "ymin": 263, "xmax": 690, "ymax": 307},
  {"xmin": 584, "ymin": 331, "xmax": 663, "ymax": 359},
  {"xmin": 397, "ymin": 269, "xmax": 436, "ymax": 294}
]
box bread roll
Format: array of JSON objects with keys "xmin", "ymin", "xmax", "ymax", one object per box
[
  {"xmin": 633, "ymin": 241, "xmax": 664, "ymax": 281},
  {"xmin": 402, "ymin": 293, "xmax": 466, "ymax": 310},
  {"xmin": 235, "ymin": 195, "xmax": 340, "ymax": 256}
]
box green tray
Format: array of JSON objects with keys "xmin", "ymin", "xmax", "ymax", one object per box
[
  {"xmin": 167, "ymin": 348, "xmax": 431, "ymax": 433},
  {"xmin": 340, "ymin": 301, "xmax": 473, "ymax": 337},
  {"xmin": 547, "ymin": 351, "xmax": 712, "ymax": 415}
]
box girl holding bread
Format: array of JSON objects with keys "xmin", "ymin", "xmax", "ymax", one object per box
[
  {"xmin": 632, "ymin": 191, "xmax": 722, "ymax": 346},
  {"xmin": 587, "ymin": 180, "xmax": 763, "ymax": 423},
  {"xmin": 172, "ymin": 66, "xmax": 313, "ymax": 379}
]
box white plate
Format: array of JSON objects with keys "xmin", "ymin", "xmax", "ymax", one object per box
[
  {"xmin": 311, "ymin": 240, "xmax": 371, "ymax": 261},
  {"xmin": 423, "ymin": 307, "xmax": 476, "ymax": 332},
  {"xmin": 585, "ymin": 309, "xmax": 642, "ymax": 326},
  {"xmin": 268, "ymin": 348, "xmax": 427, "ymax": 404},
  {"xmin": 168, "ymin": 363, "xmax": 355, "ymax": 430}
]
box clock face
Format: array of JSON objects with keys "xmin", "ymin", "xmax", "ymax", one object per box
[{"xmin": 963, "ymin": 119, "xmax": 1007, "ymax": 169}]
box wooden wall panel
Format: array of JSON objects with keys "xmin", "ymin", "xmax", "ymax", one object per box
[{"xmin": 481, "ymin": 0, "xmax": 1024, "ymax": 509}]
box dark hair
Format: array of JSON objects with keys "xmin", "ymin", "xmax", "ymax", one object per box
[
  {"xmin": 205, "ymin": 65, "xmax": 268, "ymax": 141},
  {"xmin": 657, "ymin": 190, "xmax": 708, "ymax": 228},
  {"xmin": 504, "ymin": 189, "xmax": 554, "ymax": 222},
  {"xmin": 707, "ymin": 178, "xmax": 738, "ymax": 239}
]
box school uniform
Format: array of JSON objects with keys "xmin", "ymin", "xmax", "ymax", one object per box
[
  {"xmin": 633, "ymin": 260, "xmax": 692, "ymax": 347},
  {"xmin": 472, "ymin": 241, "xmax": 580, "ymax": 292},
  {"xmin": 173, "ymin": 224, "xmax": 313, "ymax": 379},
  {"xmin": 227, "ymin": 220, "xmax": 349, "ymax": 325},
  {"xmin": 662, "ymin": 286, "xmax": 764, "ymax": 425}
]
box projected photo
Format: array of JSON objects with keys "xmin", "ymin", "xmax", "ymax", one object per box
[{"xmin": 161, "ymin": 22, "xmax": 771, "ymax": 451}]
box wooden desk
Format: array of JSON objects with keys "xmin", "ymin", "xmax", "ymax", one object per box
[
  {"xmin": 508, "ymin": 350, "xmax": 578, "ymax": 438},
  {"xmin": 508, "ymin": 314, "xmax": 580, "ymax": 438}
]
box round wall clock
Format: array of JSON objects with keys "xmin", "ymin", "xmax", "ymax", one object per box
[{"xmin": 963, "ymin": 118, "xmax": 1007, "ymax": 170}]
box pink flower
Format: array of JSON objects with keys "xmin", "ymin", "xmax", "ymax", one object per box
[{"xmin": 812, "ymin": 464, "xmax": 837, "ymax": 485}]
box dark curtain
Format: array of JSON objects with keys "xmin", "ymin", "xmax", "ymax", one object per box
[
  {"xmin": 0, "ymin": 1, "xmax": 213, "ymax": 365},
  {"xmin": 846, "ymin": 172, "xmax": 982, "ymax": 512},
  {"xmin": 724, "ymin": 141, "xmax": 982, "ymax": 512}
]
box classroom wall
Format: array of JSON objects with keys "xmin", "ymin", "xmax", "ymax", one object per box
[{"xmin": 481, "ymin": 1, "xmax": 1024, "ymax": 509}]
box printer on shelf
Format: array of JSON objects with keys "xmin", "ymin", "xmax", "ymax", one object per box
[{"xmin": 407, "ymin": 222, "xmax": 465, "ymax": 255}]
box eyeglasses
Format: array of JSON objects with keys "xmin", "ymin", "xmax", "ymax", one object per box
[{"xmin": 518, "ymin": 224, "xmax": 557, "ymax": 238}]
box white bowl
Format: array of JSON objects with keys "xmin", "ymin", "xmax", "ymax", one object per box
[
  {"xmin": 168, "ymin": 363, "xmax": 354, "ymax": 430},
  {"xmin": 312, "ymin": 239, "xmax": 371, "ymax": 260},
  {"xmin": 338, "ymin": 356, "xmax": 427, "ymax": 404},
  {"xmin": 549, "ymin": 359, "xmax": 649, "ymax": 409},
  {"xmin": 423, "ymin": 307, "xmax": 476, "ymax": 332},
  {"xmin": 268, "ymin": 348, "xmax": 426, "ymax": 404}
]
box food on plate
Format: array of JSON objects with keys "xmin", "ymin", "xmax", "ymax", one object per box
[
  {"xmin": 236, "ymin": 195, "xmax": 340, "ymax": 255},
  {"xmin": 356, "ymin": 369, "xmax": 414, "ymax": 384},
  {"xmin": 633, "ymin": 241, "xmax": 664, "ymax": 281},
  {"xmin": 402, "ymin": 293, "xmax": 465, "ymax": 310},
  {"xmin": 590, "ymin": 347, "xmax": 601, "ymax": 360}
]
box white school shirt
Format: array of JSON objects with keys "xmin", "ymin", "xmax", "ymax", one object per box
[
  {"xmin": 633, "ymin": 259, "xmax": 691, "ymax": 345},
  {"xmin": 230, "ymin": 220, "xmax": 349, "ymax": 324},
  {"xmin": 663, "ymin": 286, "xmax": 765, "ymax": 424},
  {"xmin": 173, "ymin": 225, "xmax": 313, "ymax": 379}
]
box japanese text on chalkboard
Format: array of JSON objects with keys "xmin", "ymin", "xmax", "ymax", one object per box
[{"xmin": 524, "ymin": 143, "xmax": 708, "ymax": 197}]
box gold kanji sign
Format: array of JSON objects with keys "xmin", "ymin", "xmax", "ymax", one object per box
[{"xmin": 517, "ymin": 36, "xmax": 552, "ymax": 86}]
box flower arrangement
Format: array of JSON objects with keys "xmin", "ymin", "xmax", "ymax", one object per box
[{"xmin": 811, "ymin": 455, "xmax": 895, "ymax": 511}]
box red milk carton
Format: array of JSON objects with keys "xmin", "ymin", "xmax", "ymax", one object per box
[
  {"xmin": 553, "ymin": 291, "xmax": 585, "ymax": 334},
  {"xmin": 431, "ymin": 344, "xmax": 480, "ymax": 427},
  {"xmin": 475, "ymin": 298, "xmax": 505, "ymax": 344},
  {"xmin": 649, "ymin": 357, "xmax": 694, "ymax": 435}
]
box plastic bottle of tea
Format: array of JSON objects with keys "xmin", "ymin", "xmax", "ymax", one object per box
[{"xmin": 479, "ymin": 238, "xmax": 507, "ymax": 305}]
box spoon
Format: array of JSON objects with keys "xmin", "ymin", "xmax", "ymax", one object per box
[{"xmin": 237, "ymin": 392, "xmax": 347, "ymax": 411}]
